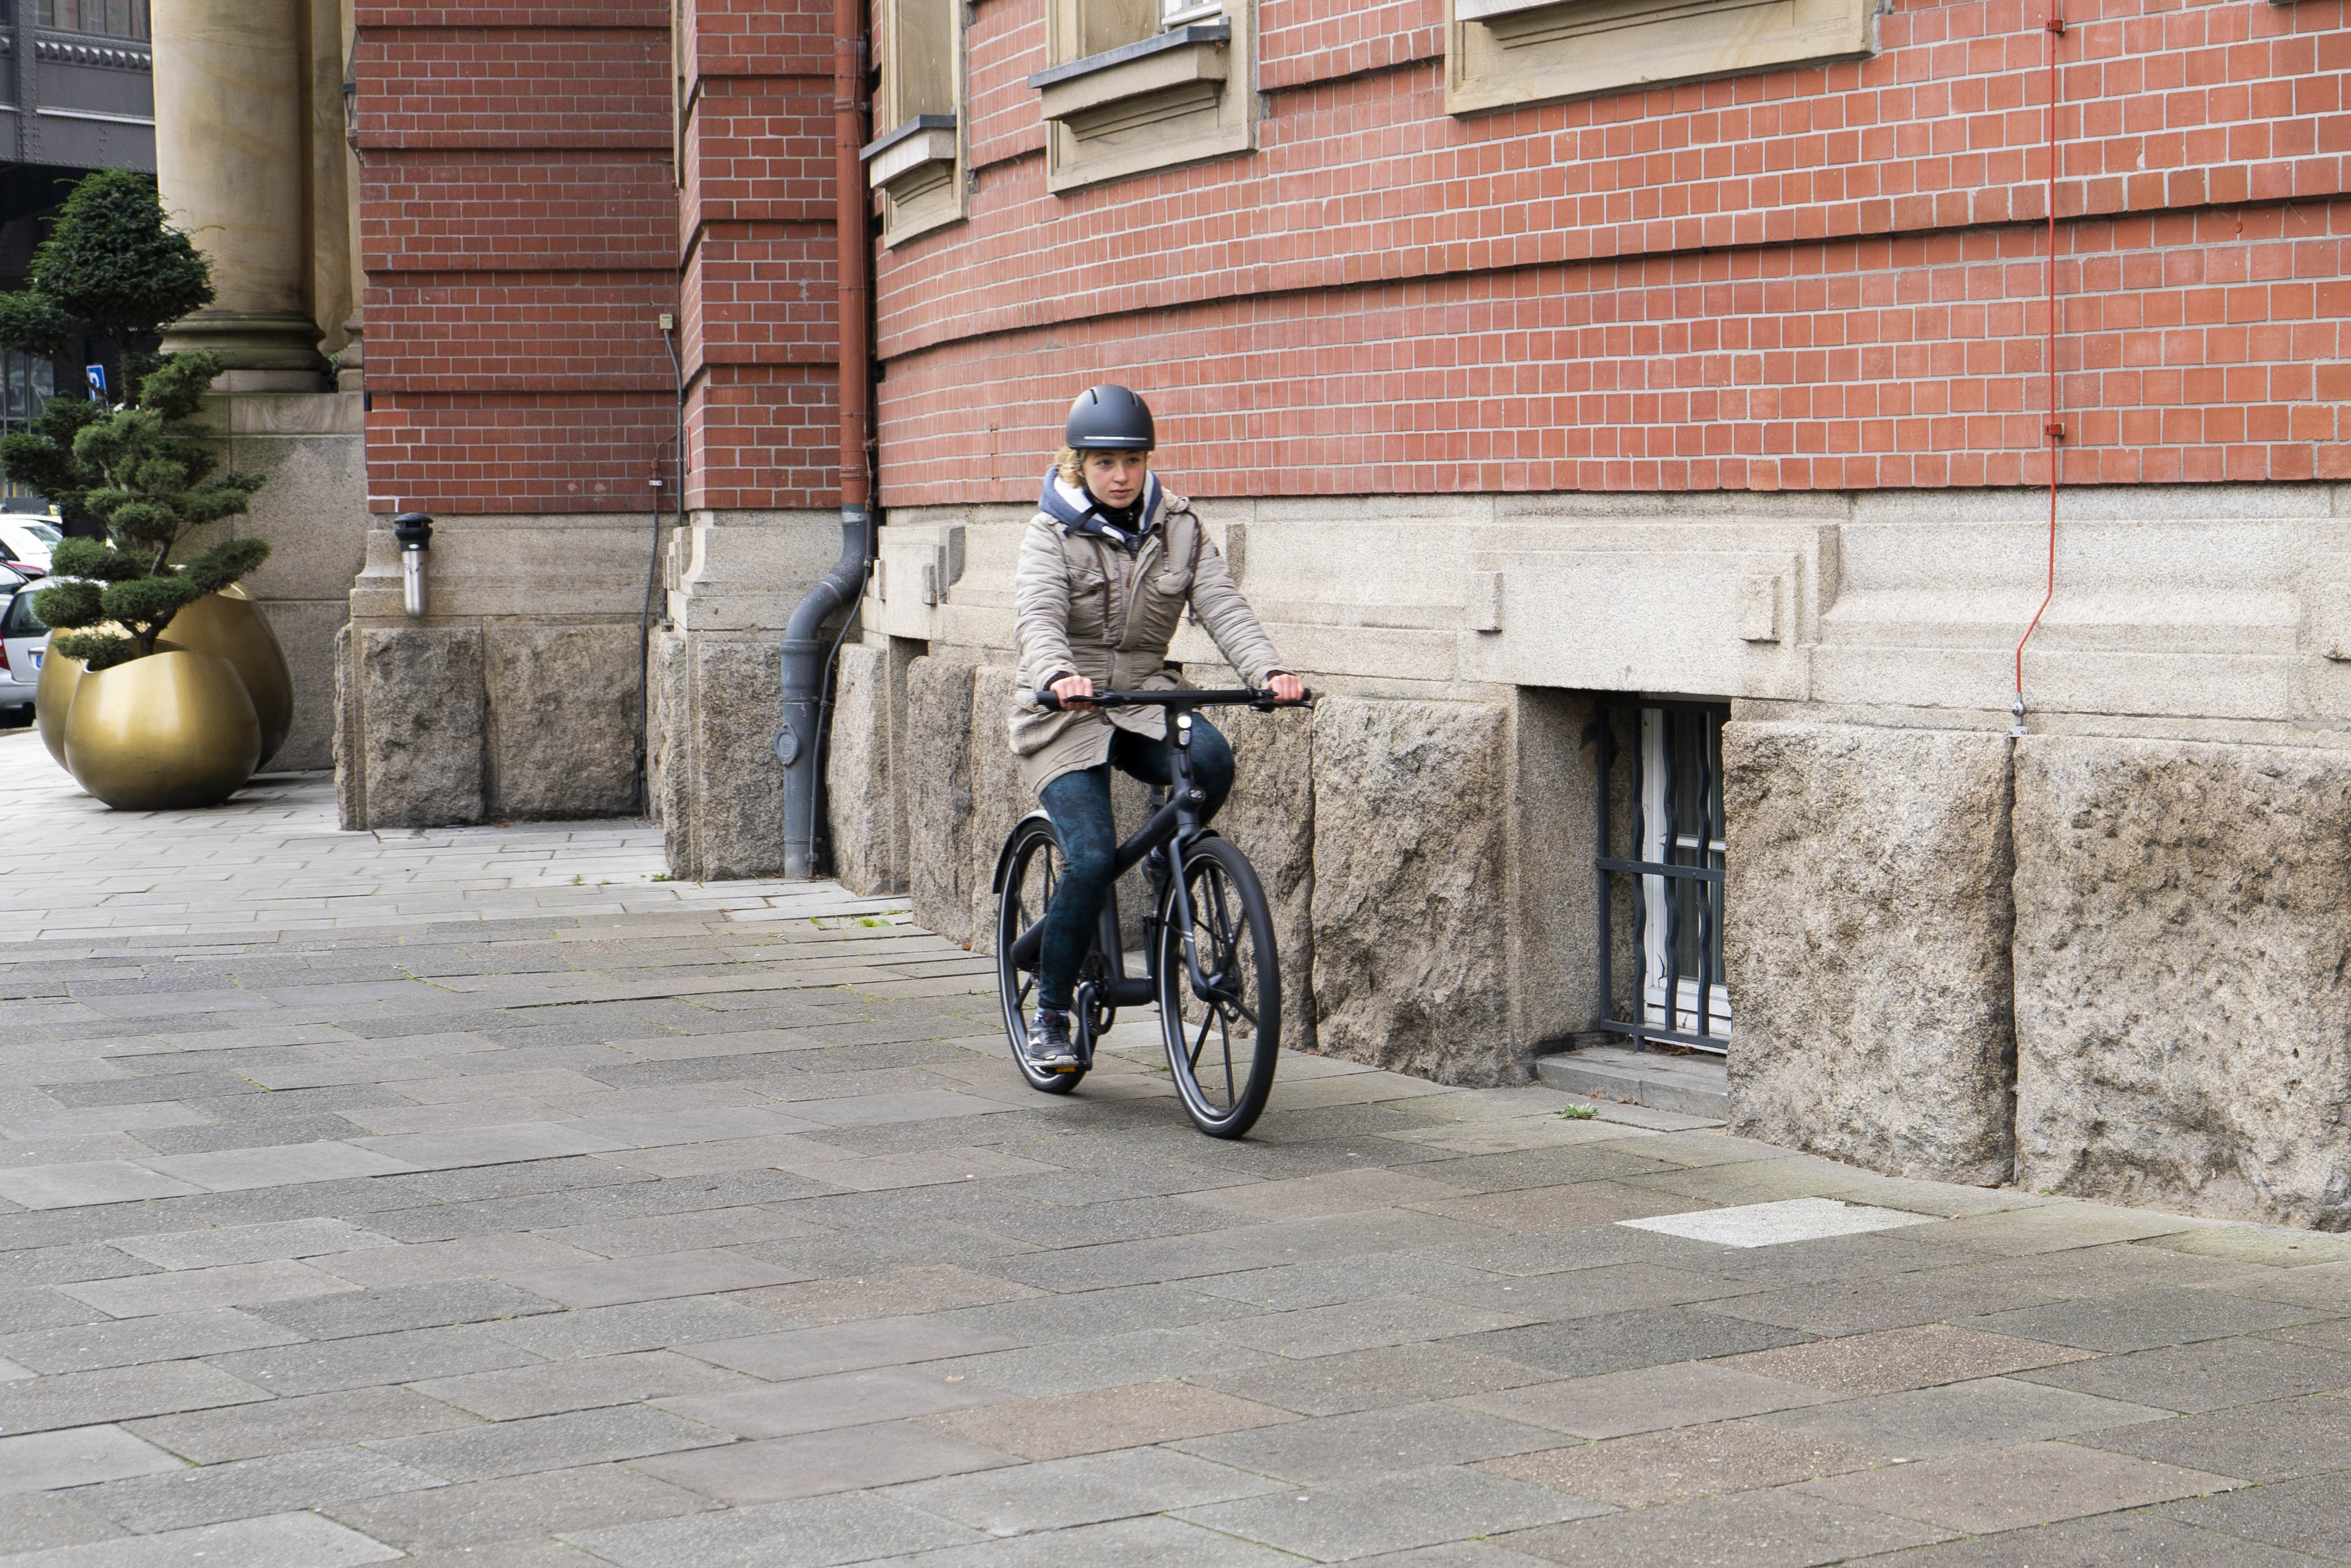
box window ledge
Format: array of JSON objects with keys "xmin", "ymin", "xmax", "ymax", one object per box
[
  {"xmin": 1448, "ymin": 0, "xmax": 1875, "ymax": 115},
  {"xmin": 863, "ymin": 113, "xmax": 957, "ymax": 192},
  {"xmin": 1029, "ymin": 23, "xmax": 1232, "ymax": 122}
]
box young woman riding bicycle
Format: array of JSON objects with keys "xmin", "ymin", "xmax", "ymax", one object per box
[{"xmin": 1010, "ymin": 384, "xmax": 1306, "ymax": 1073}]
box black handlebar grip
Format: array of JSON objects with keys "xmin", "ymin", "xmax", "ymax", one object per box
[{"xmin": 1035, "ymin": 689, "xmax": 1064, "ymax": 711}]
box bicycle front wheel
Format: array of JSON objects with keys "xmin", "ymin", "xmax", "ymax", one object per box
[
  {"xmin": 1156, "ymin": 835, "xmax": 1280, "ymax": 1137},
  {"xmin": 997, "ymin": 816, "xmax": 1086, "ymax": 1094}
]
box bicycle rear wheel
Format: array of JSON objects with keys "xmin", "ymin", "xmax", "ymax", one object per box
[
  {"xmin": 1156, "ymin": 834, "xmax": 1280, "ymax": 1137},
  {"xmin": 997, "ymin": 816, "xmax": 1086, "ymax": 1093}
]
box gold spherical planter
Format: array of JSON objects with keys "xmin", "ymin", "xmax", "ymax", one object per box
[
  {"xmin": 63, "ymin": 651, "xmax": 261, "ymax": 811},
  {"xmin": 34, "ymin": 647, "xmax": 84, "ymax": 768},
  {"xmin": 157, "ymin": 585, "xmax": 293, "ymax": 767}
]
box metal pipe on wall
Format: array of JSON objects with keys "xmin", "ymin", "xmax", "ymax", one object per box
[{"xmin": 776, "ymin": 0, "xmax": 876, "ymax": 880}]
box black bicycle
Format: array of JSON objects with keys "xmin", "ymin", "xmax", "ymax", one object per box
[{"xmin": 992, "ymin": 687, "xmax": 1309, "ymax": 1138}]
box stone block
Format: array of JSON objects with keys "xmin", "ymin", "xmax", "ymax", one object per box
[
  {"xmin": 1213, "ymin": 693, "xmax": 1317, "ymax": 1055},
  {"xmin": 356, "ymin": 626, "xmax": 485, "ymax": 829},
  {"xmin": 965, "ymin": 666, "xmax": 1031, "ymax": 954},
  {"xmin": 1721, "ymin": 721, "xmax": 2015, "ymax": 1187},
  {"xmin": 2012, "ymin": 735, "xmax": 2351, "ymax": 1228},
  {"xmin": 649, "ymin": 630, "xmax": 688, "ymax": 841},
  {"xmin": 1309, "ymin": 696, "xmax": 1514, "ymax": 1084},
  {"xmin": 665, "ymin": 638, "xmax": 786, "ymax": 881},
  {"xmin": 906, "ymin": 657, "xmax": 977, "ymax": 945},
  {"xmin": 485, "ymin": 623, "xmax": 643, "ymax": 820},
  {"xmin": 827, "ymin": 642, "xmax": 896, "ymax": 897},
  {"xmin": 256, "ymin": 599, "xmax": 346, "ymax": 773}
]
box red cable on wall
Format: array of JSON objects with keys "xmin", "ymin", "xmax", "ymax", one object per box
[{"xmin": 2012, "ymin": 10, "xmax": 2066, "ymax": 735}]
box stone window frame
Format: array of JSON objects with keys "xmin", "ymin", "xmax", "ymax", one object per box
[
  {"xmin": 1444, "ymin": 0, "xmax": 1879, "ymax": 117},
  {"xmin": 867, "ymin": 0, "xmax": 968, "ymax": 247},
  {"xmin": 1027, "ymin": 0, "xmax": 1255, "ymax": 194}
]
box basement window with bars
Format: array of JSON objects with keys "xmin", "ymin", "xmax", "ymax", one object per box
[{"xmin": 1595, "ymin": 699, "xmax": 1732, "ymax": 1055}]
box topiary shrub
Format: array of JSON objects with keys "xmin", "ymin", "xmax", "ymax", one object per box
[
  {"xmin": 21, "ymin": 351, "xmax": 270, "ymax": 670},
  {"xmin": 0, "ymin": 170, "xmax": 270, "ymax": 673}
]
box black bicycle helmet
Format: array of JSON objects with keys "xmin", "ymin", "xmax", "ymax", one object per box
[{"xmin": 1064, "ymin": 384, "xmax": 1155, "ymax": 451}]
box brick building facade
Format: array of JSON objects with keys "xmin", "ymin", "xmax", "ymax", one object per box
[{"xmin": 339, "ymin": 0, "xmax": 2351, "ymax": 1228}]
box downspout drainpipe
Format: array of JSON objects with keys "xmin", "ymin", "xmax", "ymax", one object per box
[{"xmin": 777, "ymin": 0, "xmax": 875, "ymax": 879}]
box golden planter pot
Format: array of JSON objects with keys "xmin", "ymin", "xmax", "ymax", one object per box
[
  {"xmin": 156, "ymin": 585, "xmax": 294, "ymax": 767},
  {"xmin": 63, "ymin": 650, "xmax": 262, "ymax": 811},
  {"xmin": 33, "ymin": 646, "xmax": 84, "ymax": 767}
]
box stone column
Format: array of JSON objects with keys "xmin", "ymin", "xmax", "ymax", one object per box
[{"xmin": 153, "ymin": 0, "xmax": 327, "ymax": 388}]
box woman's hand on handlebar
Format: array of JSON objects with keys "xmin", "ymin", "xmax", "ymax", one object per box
[
  {"xmin": 1265, "ymin": 672, "xmax": 1306, "ymax": 704},
  {"xmin": 1051, "ymin": 674, "xmax": 1097, "ymax": 711}
]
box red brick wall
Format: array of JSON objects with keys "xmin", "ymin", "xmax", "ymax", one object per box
[
  {"xmin": 357, "ymin": 1, "xmax": 842, "ymax": 516},
  {"xmin": 875, "ymin": 0, "xmax": 2351, "ymax": 503}
]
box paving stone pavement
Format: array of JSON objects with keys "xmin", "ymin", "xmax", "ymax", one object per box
[{"xmin": 0, "ymin": 730, "xmax": 2346, "ymax": 1566}]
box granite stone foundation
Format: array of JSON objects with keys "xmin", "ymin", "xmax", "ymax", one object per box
[
  {"xmin": 1722, "ymin": 721, "xmax": 2018, "ymax": 1186},
  {"xmin": 907, "ymin": 657, "xmax": 978, "ymax": 946},
  {"xmin": 2013, "ymin": 735, "xmax": 2351, "ymax": 1229},
  {"xmin": 1309, "ymin": 695, "xmax": 1515, "ymax": 1084}
]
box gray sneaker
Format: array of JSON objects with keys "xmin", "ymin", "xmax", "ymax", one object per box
[{"xmin": 1023, "ymin": 1009, "xmax": 1080, "ymax": 1072}]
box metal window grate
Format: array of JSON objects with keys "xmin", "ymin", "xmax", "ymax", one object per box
[{"xmin": 1593, "ymin": 699, "xmax": 1732, "ymax": 1056}]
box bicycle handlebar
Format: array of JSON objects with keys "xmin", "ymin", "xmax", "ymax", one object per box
[{"xmin": 1032, "ymin": 686, "xmax": 1313, "ymax": 713}]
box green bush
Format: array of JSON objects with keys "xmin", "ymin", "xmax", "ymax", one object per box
[{"xmin": 0, "ymin": 172, "xmax": 269, "ymax": 672}]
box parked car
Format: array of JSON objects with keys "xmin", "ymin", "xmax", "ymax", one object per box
[
  {"xmin": 0, "ymin": 516, "xmax": 60, "ymax": 575},
  {"xmin": 0, "ymin": 582, "xmax": 47, "ymax": 716}
]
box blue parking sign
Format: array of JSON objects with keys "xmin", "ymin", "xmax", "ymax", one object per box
[{"xmin": 85, "ymin": 364, "xmax": 106, "ymax": 400}]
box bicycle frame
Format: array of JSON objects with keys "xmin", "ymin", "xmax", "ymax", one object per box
[{"xmin": 1004, "ymin": 688, "xmax": 1295, "ymax": 1011}]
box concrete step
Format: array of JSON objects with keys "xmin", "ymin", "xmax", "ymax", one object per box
[{"xmin": 1535, "ymin": 1043, "xmax": 1729, "ymax": 1120}]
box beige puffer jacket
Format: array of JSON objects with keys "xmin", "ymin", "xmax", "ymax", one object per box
[{"xmin": 1009, "ymin": 487, "xmax": 1282, "ymax": 796}]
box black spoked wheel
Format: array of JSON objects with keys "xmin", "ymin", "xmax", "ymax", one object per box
[
  {"xmin": 1156, "ymin": 835, "xmax": 1280, "ymax": 1137},
  {"xmin": 997, "ymin": 816, "xmax": 1086, "ymax": 1094}
]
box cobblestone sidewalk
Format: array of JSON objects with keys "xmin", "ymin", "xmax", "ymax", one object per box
[{"xmin": 0, "ymin": 728, "xmax": 2345, "ymax": 1566}]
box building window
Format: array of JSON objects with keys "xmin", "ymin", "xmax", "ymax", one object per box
[
  {"xmin": 37, "ymin": 0, "xmax": 149, "ymax": 39},
  {"xmin": 1027, "ymin": 0, "xmax": 1254, "ymax": 193},
  {"xmin": 0, "ymin": 350, "xmax": 55, "ymax": 511},
  {"xmin": 1595, "ymin": 699, "xmax": 1732, "ymax": 1056},
  {"xmin": 1445, "ymin": 0, "xmax": 1875, "ymax": 116},
  {"xmin": 865, "ymin": 0, "xmax": 965, "ymax": 247}
]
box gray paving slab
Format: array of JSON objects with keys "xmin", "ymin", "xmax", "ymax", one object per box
[
  {"xmin": 565, "ymin": 1490, "xmax": 983, "ymax": 1567},
  {"xmin": 632, "ymin": 1420, "xmax": 1016, "ymax": 1505},
  {"xmin": 122, "ymin": 1386, "xmax": 477, "ymax": 1464},
  {"xmin": 1193, "ymin": 1342, "xmax": 1561, "ymax": 1417},
  {"xmin": 409, "ymin": 1349, "xmax": 757, "ymax": 1420},
  {"xmin": 657, "ymin": 1363, "xmax": 1014, "ymax": 1438},
  {"xmin": 684, "ymin": 1316, "xmax": 1020, "ymax": 1381},
  {"xmin": 321, "ymin": 1460, "xmax": 719, "ymax": 1552},
  {"xmin": 0, "ymin": 1428, "xmax": 182, "ymax": 1494},
  {"xmin": 2077, "ymin": 1393, "xmax": 2351, "ymax": 1482},
  {"xmin": 884, "ymin": 1445, "xmax": 1289, "ymax": 1535},
  {"xmin": 0, "ymin": 1509, "xmax": 403, "ymax": 1566},
  {"xmin": 208, "ymin": 1323, "xmax": 542, "ymax": 1396},
  {"xmin": 1493, "ymin": 1487, "xmax": 1952, "ymax": 1567},
  {"xmin": 887, "ymin": 1514, "xmax": 1308, "ymax": 1568},
  {"xmin": 0, "ymin": 1308, "xmax": 302, "ymax": 1373},
  {"xmin": 106, "ymin": 1218, "xmax": 393, "ymax": 1271},
  {"xmin": 240, "ymin": 1279, "xmax": 561, "ymax": 1339},
  {"xmin": 1751, "ymin": 1375, "xmax": 2173, "ymax": 1459},
  {"xmin": 2015, "ymin": 1333, "xmax": 2351, "ymax": 1412},
  {"xmin": 1866, "ymin": 1511, "xmax": 2325, "ymax": 1566},
  {"xmin": 1452, "ymin": 1361, "xmax": 1840, "ymax": 1439},
  {"xmin": 1171, "ymin": 1400, "xmax": 1568, "ymax": 1487},
  {"xmin": 1961, "ymin": 1286, "xmax": 2337, "ymax": 1353},
  {"xmin": 0, "ymin": 1362, "xmax": 270, "ymax": 1434},
  {"xmin": 0, "ymin": 1492, "xmax": 127, "ymax": 1554},
  {"xmin": 364, "ymin": 1404, "xmax": 731, "ymax": 1482},
  {"xmin": 1457, "ymin": 1306, "xmax": 1815, "ymax": 1380},
  {"xmin": 1177, "ymin": 1464, "xmax": 1612, "ymax": 1560},
  {"xmin": 484, "ymin": 1297, "xmax": 791, "ymax": 1359},
  {"xmin": 65, "ymin": 1444, "xmax": 448, "ymax": 1533},
  {"xmin": 2161, "ymin": 1468, "xmax": 2351, "ymax": 1560}
]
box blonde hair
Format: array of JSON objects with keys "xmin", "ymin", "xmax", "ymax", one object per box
[{"xmin": 1056, "ymin": 446, "xmax": 1150, "ymax": 487}]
